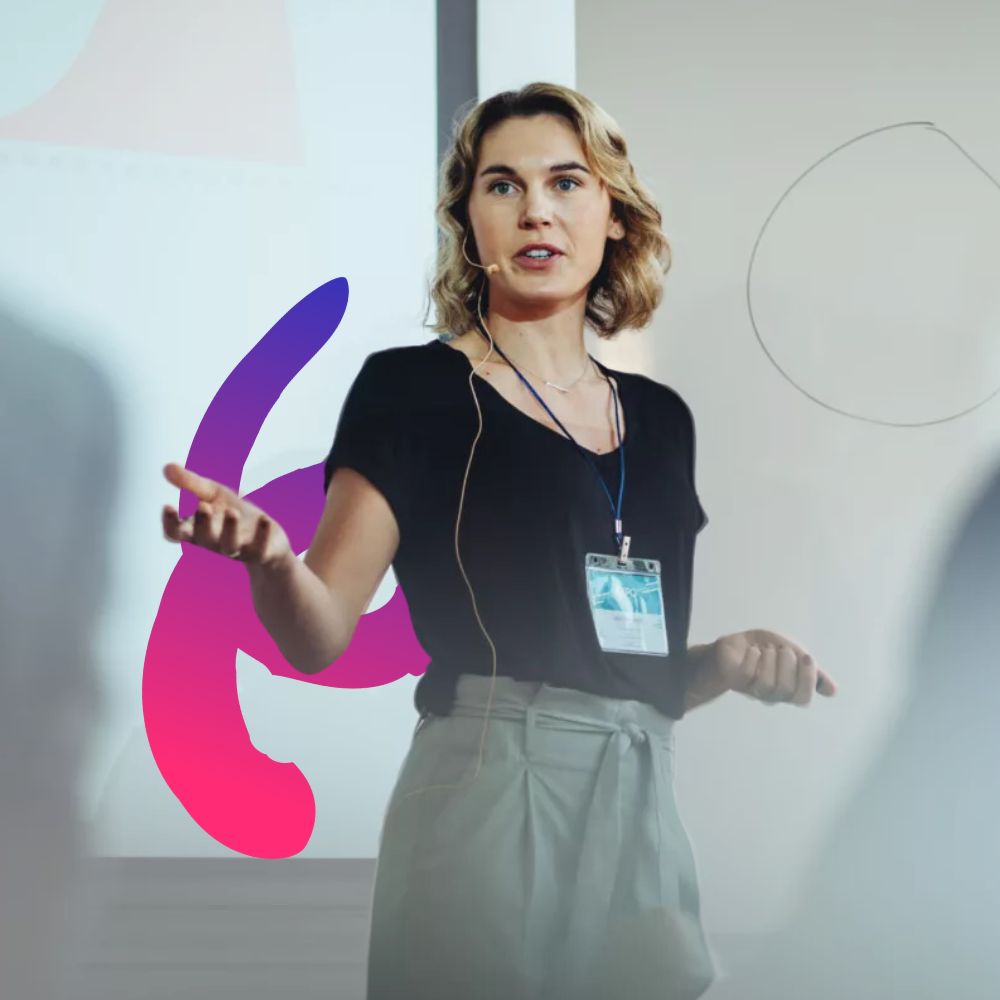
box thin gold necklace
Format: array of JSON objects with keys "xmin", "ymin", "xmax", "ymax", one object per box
[{"xmin": 467, "ymin": 348, "xmax": 597, "ymax": 393}]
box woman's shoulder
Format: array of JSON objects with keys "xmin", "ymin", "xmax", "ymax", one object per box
[
  {"xmin": 347, "ymin": 338, "xmax": 466, "ymax": 416},
  {"xmin": 357, "ymin": 337, "xmax": 458, "ymax": 380},
  {"xmin": 603, "ymin": 362, "xmax": 692, "ymax": 417},
  {"xmin": 363, "ymin": 336, "xmax": 449, "ymax": 363}
]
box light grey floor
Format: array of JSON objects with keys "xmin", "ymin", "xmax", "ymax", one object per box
[
  {"xmin": 72, "ymin": 859, "xmax": 373, "ymax": 1000},
  {"xmin": 66, "ymin": 858, "xmax": 767, "ymax": 999}
]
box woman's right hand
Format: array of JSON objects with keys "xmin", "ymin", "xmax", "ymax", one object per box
[{"xmin": 161, "ymin": 462, "xmax": 293, "ymax": 569}]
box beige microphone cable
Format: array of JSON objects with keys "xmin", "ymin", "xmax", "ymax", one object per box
[{"xmin": 378, "ymin": 238, "xmax": 505, "ymax": 830}]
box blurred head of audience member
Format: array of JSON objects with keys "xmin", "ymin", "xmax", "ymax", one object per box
[
  {"xmin": 737, "ymin": 462, "xmax": 1000, "ymax": 1000},
  {"xmin": 0, "ymin": 305, "xmax": 121, "ymax": 1000}
]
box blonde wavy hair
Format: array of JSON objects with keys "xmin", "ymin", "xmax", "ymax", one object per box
[{"xmin": 423, "ymin": 82, "xmax": 671, "ymax": 341}]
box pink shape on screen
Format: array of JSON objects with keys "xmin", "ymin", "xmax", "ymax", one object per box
[
  {"xmin": 144, "ymin": 277, "xmax": 428, "ymax": 858},
  {"xmin": 0, "ymin": 0, "xmax": 302, "ymax": 162}
]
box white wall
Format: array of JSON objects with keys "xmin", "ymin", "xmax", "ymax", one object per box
[
  {"xmin": 577, "ymin": 0, "xmax": 1000, "ymax": 934},
  {"xmin": 477, "ymin": 0, "xmax": 576, "ymax": 96}
]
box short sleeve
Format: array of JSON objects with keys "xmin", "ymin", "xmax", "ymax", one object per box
[
  {"xmin": 689, "ymin": 407, "xmax": 709, "ymax": 533},
  {"xmin": 674, "ymin": 391, "xmax": 709, "ymax": 534},
  {"xmin": 321, "ymin": 352, "xmax": 412, "ymax": 530}
]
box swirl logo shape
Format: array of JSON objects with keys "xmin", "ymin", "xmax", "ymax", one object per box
[{"xmin": 144, "ymin": 277, "xmax": 429, "ymax": 858}]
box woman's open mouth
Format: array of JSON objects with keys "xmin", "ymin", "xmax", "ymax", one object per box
[{"xmin": 514, "ymin": 250, "xmax": 564, "ymax": 270}]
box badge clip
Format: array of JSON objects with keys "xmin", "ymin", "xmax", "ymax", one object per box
[{"xmin": 617, "ymin": 534, "xmax": 631, "ymax": 564}]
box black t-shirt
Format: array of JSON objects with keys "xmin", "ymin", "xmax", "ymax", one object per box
[{"xmin": 322, "ymin": 336, "xmax": 708, "ymax": 720}]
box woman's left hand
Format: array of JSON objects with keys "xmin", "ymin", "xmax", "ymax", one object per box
[{"xmin": 708, "ymin": 629, "xmax": 837, "ymax": 707}]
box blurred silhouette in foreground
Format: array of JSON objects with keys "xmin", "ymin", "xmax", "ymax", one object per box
[
  {"xmin": 735, "ymin": 460, "xmax": 1000, "ymax": 999},
  {"xmin": 0, "ymin": 305, "xmax": 121, "ymax": 1000}
]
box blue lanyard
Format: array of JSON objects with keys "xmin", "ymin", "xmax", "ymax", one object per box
[{"xmin": 486, "ymin": 338, "xmax": 627, "ymax": 556}]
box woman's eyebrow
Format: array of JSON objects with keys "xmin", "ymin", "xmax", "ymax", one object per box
[{"xmin": 478, "ymin": 161, "xmax": 591, "ymax": 179}]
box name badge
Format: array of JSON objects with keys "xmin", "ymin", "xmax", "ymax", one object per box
[{"xmin": 585, "ymin": 552, "xmax": 669, "ymax": 656}]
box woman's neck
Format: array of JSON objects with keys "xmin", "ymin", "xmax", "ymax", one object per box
[{"xmin": 469, "ymin": 320, "xmax": 591, "ymax": 387}]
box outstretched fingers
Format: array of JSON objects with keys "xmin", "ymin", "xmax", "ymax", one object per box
[{"xmin": 163, "ymin": 462, "xmax": 226, "ymax": 504}]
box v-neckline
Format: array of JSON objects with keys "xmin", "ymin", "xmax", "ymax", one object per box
[{"xmin": 432, "ymin": 336, "xmax": 631, "ymax": 460}]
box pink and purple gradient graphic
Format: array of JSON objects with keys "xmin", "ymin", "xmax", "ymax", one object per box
[{"xmin": 144, "ymin": 277, "xmax": 428, "ymax": 858}]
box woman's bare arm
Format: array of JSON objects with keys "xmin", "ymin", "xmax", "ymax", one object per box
[
  {"xmin": 250, "ymin": 466, "xmax": 400, "ymax": 674},
  {"xmin": 162, "ymin": 462, "xmax": 399, "ymax": 676}
]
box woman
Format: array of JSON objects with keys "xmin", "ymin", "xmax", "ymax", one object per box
[{"xmin": 162, "ymin": 83, "xmax": 837, "ymax": 1000}]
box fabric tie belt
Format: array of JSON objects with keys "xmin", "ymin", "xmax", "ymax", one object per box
[{"xmin": 447, "ymin": 679, "xmax": 679, "ymax": 993}]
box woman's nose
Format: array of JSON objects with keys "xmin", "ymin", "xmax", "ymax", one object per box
[{"xmin": 519, "ymin": 191, "xmax": 555, "ymax": 226}]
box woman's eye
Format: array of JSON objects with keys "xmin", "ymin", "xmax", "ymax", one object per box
[{"xmin": 487, "ymin": 177, "xmax": 581, "ymax": 195}]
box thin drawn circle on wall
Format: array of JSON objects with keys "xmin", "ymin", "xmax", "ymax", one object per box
[{"xmin": 746, "ymin": 121, "xmax": 1000, "ymax": 427}]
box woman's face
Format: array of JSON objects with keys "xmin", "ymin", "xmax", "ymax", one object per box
[{"xmin": 466, "ymin": 113, "xmax": 624, "ymax": 316}]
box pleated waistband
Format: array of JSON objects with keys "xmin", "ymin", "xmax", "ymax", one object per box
[
  {"xmin": 441, "ymin": 671, "xmax": 686, "ymax": 994},
  {"xmin": 443, "ymin": 672, "xmax": 677, "ymax": 751}
]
